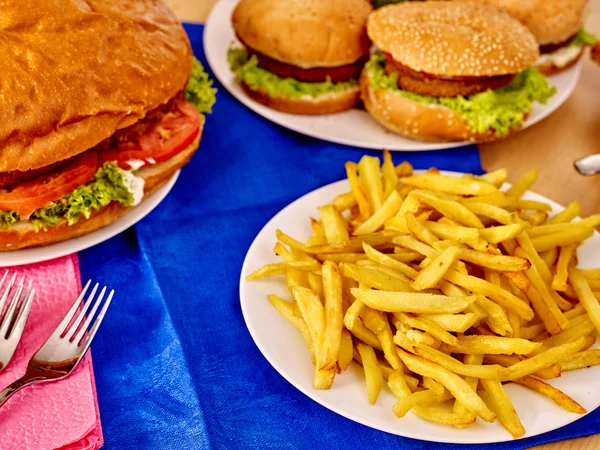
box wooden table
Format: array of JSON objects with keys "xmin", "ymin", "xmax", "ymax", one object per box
[{"xmin": 165, "ymin": 1, "xmax": 600, "ymax": 448}]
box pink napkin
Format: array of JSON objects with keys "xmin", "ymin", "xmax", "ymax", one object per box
[{"xmin": 0, "ymin": 255, "xmax": 103, "ymax": 450}]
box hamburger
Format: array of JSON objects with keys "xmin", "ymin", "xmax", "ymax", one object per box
[
  {"xmin": 361, "ymin": 1, "xmax": 556, "ymax": 142},
  {"xmin": 0, "ymin": 0, "xmax": 216, "ymax": 251},
  {"xmin": 228, "ymin": 0, "xmax": 372, "ymax": 115},
  {"xmin": 460, "ymin": 0, "xmax": 597, "ymax": 75}
]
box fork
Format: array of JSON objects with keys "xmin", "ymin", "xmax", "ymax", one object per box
[
  {"xmin": 0, "ymin": 280, "xmax": 113, "ymax": 408},
  {"xmin": 0, "ymin": 272, "xmax": 35, "ymax": 372}
]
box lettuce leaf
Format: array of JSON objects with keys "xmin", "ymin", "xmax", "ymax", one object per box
[
  {"xmin": 366, "ymin": 52, "xmax": 556, "ymax": 136},
  {"xmin": 228, "ymin": 47, "xmax": 358, "ymax": 99},
  {"xmin": 569, "ymin": 28, "xmax": 598, "ymax": 47},
  {"xmin": 184, "ymin": 57, "xmax": 217, "ymax": 116},
  {"xmin": 30, "ymin": 162, "xmax": 135, "ymax": 231},
  {"xmin": 0, "ymin": 211, "xmax": 18, "ymax": 227}
]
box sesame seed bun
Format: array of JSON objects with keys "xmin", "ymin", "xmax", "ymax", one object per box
[
  {"xmin": 459, "ymin": 0, "xmax": 588, "ymax": 46},
  {"xmin": 367, "ymin": 1, "xmax": 539, "ymax": 77},
  {"xmin": 241, "ymin": 82, "xmax": 360, "ymax": 115},
  {"xmin": 360, "ymin": 69, "xmax": 524, "ymax": 142},
  {"xmin": 231, "ymin": 0, "xmax": 372, "ymax": 69},
  {"xmin": 0, "ymin": 129, "xmax": 201, "ymax": 251},
  {"xmin": 0, "ymin": 0, "xmax": 192, "ymax": 173}
]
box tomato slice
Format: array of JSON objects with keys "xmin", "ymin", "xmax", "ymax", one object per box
[
  {"xmin": 100, "ymin": 99, "xmax": 201, "ymax": 170},
  {"xmin": 0, "ymin": 152, "xmax": 98, "ymax": 219}
]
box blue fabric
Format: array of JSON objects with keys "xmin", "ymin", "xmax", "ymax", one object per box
[{"xmin": 78, "ymin": 24, "xmax": 600, "ymax": 449}]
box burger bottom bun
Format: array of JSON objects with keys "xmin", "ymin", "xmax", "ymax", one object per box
[
  {"xmin": 0, "ymin": 126, "xmax": 202, "ymax": 251},
  {"xmin": 360, "ymin": 70, "xmax": 525, "ymax": 143},
  {"xmin": 241, "ymin": 81, "xmax": 360, "ymax": 115},
  {"xmin": 535, "ymin": 50, "xmax": 584, "ymax": 76}
]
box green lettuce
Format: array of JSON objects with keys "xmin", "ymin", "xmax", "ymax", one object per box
[
  {"xmin": 366, "ymin": 52, "xmax": 556, "ymax": 136},
  {"xmin": 0, "ymin": 211, "xmax": 18, "ymax": 227},
  {"xmin": 228, "ymin": 47, "xmax": 358, "ymax": 99},
  {"xmin": 569, "ymin": 28, "xmax": 598, "ymax": 47},
  {"xmin": 29, "ymin": 162, "xmax": 135, "ymax": 231},
  {"xmin": 184, "ymin": 57, "xmax": 217, "ymax": 116}
]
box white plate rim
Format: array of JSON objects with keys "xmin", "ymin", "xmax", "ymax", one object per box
[
  {"xmin": 239, "ymin": 172, "xmax": 600, "ymax": 444},
  {"xmin": 0, "ymin": 171, "xmax": 180, "ymax": 267},
  {"xmin": 204, "ymin": 0, "xmax": 582, "ymax": 152}
]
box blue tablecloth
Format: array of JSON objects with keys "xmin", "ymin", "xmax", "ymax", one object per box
[{"xmin": 79, "ymin": 24, "xmax": 600, "ymax": 450}]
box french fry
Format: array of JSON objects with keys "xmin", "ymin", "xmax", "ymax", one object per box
[
  {"xmin": 480, "ymin": 379, "xmax": 525, "ymax": 438},
  {"xmin": 246, "ymin": 260, "xmax": 321, "ymax": 280},
  {"xmin": 475, "ymin": 295, "xmax": 512, "ymax": 336},
  {"xmin": 268, "ymin": 295, "xmax": 314, "ymax": 362},
  {"xmin": 362, "ymin": 243, "xmax": 418, "ymax": 278},
  {"xmin": 422, "ymin": 220, "xmax": 480, "ymax": 247},
  {"xmin": 505, "ymin": 337, "xmax": 588, "ymax": 380},
  {"xmin": 459, "ymin": 248, "xmax": 530, "ymax": 272},
  {"xmin": 464, "ymin": 202, "xmax": 516, "ymax": 225},
  {"xmin": 540, "ymin": 247, "xmax": 559, "ymax": 269},
  {"xmin": 452, "ymin": 353, "xmax": 483, "ymax": 428},
  {"xmin": 344, "ymin": 298, "xmax": 364, "ymax": 331},
  {"xmin": 318, "ymin": 205, "xmax": 349, "ymax": 249},
  {"xmin": 399, "ymin": 173, "xmax": 497, "ymax": 196},
  {"xmin": 320, "ymin": 262, "xmax": 343, "ymax": 372},
  {"xmin": 411, "ymin": 190, "xmax": 485, "ymax": 228},
  {"xmin": 361, "ymin": 307, "xmax": 403, "ymax": 370},
  {"xmin": 421, "ymin": 376, "xmax": 446, "ymax": 396},
  {"xmin": 397, "ymin": 349, "xmax": 496, "ymax": 422},
  {"xmin": 529, "ymin": 214, "xmax": 600, "ymax": 237},
  {"xmin": 484, "ymin": 355, "xmax": 562, "ymax": 380},
  {"xmin": 441, "ymin": 335, "xmax": 541, "ymax": 355},
  {"xmin": 276, "ymin": 229, "xmax": 400, "ymax": 255},
  {"xmin": 517, "ymin": 199, "xmax": 552, "ymax": 212},
  {"xmin": 349, "ymin": 319, "xmax": 382, "ymax": 350},
  {"xmin": 401, "ymin": 314, "xmax": 458, "ymax": 346},
  {"xmin": 406, "ymin": 212, "xmax": 439, "ymax": 246},
  {"xmin": 559, "ymin": 349, "xmax": 600, "ymax": 372},
  {"xmin": 531, "ymin": 320, "xmax": 595, "ymax": 355},
  {"xmin": 395, "ymin": 161, "xmax": 413, "ymax": 177},
  {"xmin": 422, "ymin": 313, "xmax": 479, "ymax": 333},
  {"xmin": 513, "ymin": 376, "xmax": 586, "ymax": 414},
  {"xmin": 411, "ymin": 246, "xmax": 461, "ymax": 290},
  {"xmin": 479, "ymin": 223, "xmax": 530, "ymax": 244},
  {"xmin": 354, "ymin": 191, "xmax": 403, "ymax": 236},
  {"xmin": 356, "ymin": 342, "xmax": 383, "ymax": 404},
  {"xmin": 507, "ymin": 168, "xmax": 537, "ymax": 199},
  {"xmin": 546, "ymin": 200, "xmax": 580, "ymax": 225},
  {"xmin": 479, "ymin": 168, "xmax": 507, "ymax": 188},
  {"xmin": 393, "ymin": 389, "xmax": 453, "ymax": 418},
  {"xmin": 530, "ymin": 227, "xmax": 594, "ymax": 253},
  {"xmin": 570, "ymin": 268, "xmax": 600, "ymax": 334},
  {"xmin": 414, "ymin": 343, "xmax": 512, "ymax": 379},
  {"xmin": 358, "ymin": 156, "xmax": 384, "ymax": 213},
  {"xmin": 345, "ymin": 161, "xmax": 371, "ymax": 221},
  {"xmin": 338, "ymin": 328, "xmax": 353, "ymax": 371},
  {"xmin": 382, "ymin": 150, "xmax": 399, "ymax": 197},
  {"xmin": 341, "ymin": 263, "xmax": 413, "ymax": 291},
  {"xmin": 351, "ymin": 288, "xmax": 475, "ymax": 314},
  {"xmin": 331, "ymin": 192, "xmax": 357, "ymax": 213}
]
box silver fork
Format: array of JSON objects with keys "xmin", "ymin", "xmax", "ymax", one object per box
[
  {"xmin": 0, "ymin": 280, "xmax": 113, "ymax": 408},
  {"xmin": 0, "ymin": 272, "xmax": 35, "ymax": 372}
]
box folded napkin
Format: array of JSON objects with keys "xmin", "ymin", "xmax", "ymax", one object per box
[{"xmin": 0, "ymin": 255, "xmax": 102, "ymax": 450}]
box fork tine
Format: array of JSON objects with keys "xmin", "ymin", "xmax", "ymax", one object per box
[
  {"xmin": 7, "ymin": 286, "xmax": 35, "ymax": 340},
  {"xmin": 0, "ymin": 277, "xmax": 25, "ymax": 337},
  {"xmin": 79, "ymin": 289, "xmax": 113, "ymax": 351},
  {"xmin": 65, "ymin": 282, "xmax": 99, "ymax": 341},
  {"xmin": 72, "ymin": 286, "xmax": 106, "ymax": 344},
  {"xmin": 57, "ymin": 280, "xmax": 91, "ymax": 337},
  {"xmin": 0, "ymin": 272, "xmax": 17, "ymax": 318}
]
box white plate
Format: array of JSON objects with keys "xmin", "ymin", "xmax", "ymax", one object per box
[
  {"xmin": 204, "ymin": 0, "xmax": 582, "ymax": 152},
  {"xmin": 239, "ymin": 173, "xmax": 600, "ymax": 444},
  {"xmin": 0, "ymin": 171, "xmax": 179, "ymax": 267}
]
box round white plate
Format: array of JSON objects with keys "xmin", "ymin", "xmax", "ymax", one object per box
[
  {"xmin": 0, "ymin": 171, "xmax": 180, "ymax": 267},
  {"xmin": 239, "ymin": 173, "xmax": 600, "ymax": 444},
  {"xmin": 204, "ymin": 0, "xmax": 582, "ymax": 152}
]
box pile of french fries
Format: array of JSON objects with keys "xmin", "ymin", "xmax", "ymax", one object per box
[{"xmin": 247, "ymin": 152, "xmax": 600, "ymax": 438}]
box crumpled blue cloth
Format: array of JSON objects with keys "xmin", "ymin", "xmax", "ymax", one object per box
[{"xmin": 78, "ymin": 23, "xmax": 600, "ymax": 450}]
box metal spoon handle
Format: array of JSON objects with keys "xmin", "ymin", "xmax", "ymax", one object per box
[{"xmin": 574, "ymin": 155, "xmax": 600, "ymax": 176}]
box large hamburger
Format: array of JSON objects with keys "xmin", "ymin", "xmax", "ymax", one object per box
[
  {"xmin": 0, "ymin": 0, "xmax": 216, "ymax": 251},
  {"xmin": 461, "ymin": 0, "xmax": 596, "ymax": 75},
  {"xmin": 361, "ymin": 1, "xmax": 556, "ymax": 142},
  {"xmin": 228, "ymin": 0, "xmax": 372, "ymax": 115}
]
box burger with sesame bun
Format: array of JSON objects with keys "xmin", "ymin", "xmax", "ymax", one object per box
[
  {"xmin": 0, "ymin": 0, "xmax": 216, "ymax": 251},
  {"xmin": 361, "ymin": 1, "xmax": 556, "ymax": 142},
  {"xmin": 228, "ymin": 0, "xmax": 372, "ymax": 115},
  {"xmin": 460, "ymin": 0, "xmax": 597, "ymax": 75}
]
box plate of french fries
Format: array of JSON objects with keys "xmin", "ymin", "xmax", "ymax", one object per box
[{"xmin": 240, "ymin": 153, "xmax": 600, "ymax": 443}]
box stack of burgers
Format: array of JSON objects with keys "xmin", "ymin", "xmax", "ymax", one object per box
[
  {"xmin": 228, "ymin": 0, "xmax": 597, "ymax": 142},
  {"xmin": 0, "ymin": 0, "xmax": 216, "ymax": 250}
]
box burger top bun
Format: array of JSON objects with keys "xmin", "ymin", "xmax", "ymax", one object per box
[
  {"xmin": 231, "ymin": 0, "xmax": 372, "ymax": 69},
  {"xmin": 0, "ymin": 0, "xmax": 192, "ymax": 173},
  {"xmin": 367, "ymin": 1, "xmax": 539, "ymax": 78},
  {"xmin": 460, "ymin": 0, "xmax": 589, "ymax": 46}
]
